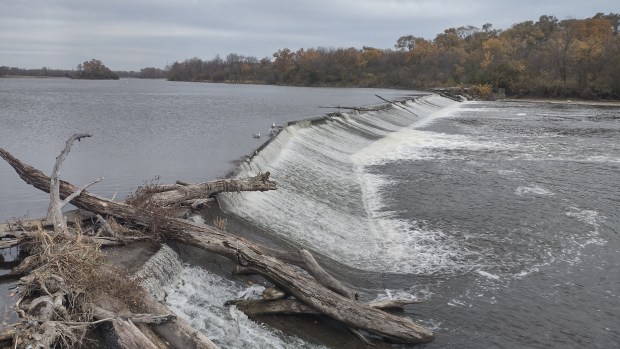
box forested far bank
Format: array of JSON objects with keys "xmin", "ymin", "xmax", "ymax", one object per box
[
  {"xmin": 165, "ymin": 13, "xmax": 620, "ymax": 99},
  {"xmin": 2, "ymin": 12, "xmax": 619, "ymax": 99}
]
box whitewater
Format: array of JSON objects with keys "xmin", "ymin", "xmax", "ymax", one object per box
[
  {"xmin": 219, "ymin": 95, "xmax": 459, "ymax": 275},
  {"xmin": 193, "ymin": 95, "xmax": 618, "ymax": 348},
  {"xmin": 2, "ymin": 79, "xmax": 617, "ymax": 348}
]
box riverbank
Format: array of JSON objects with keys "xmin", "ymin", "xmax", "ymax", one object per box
[
  {"xmin": 0, "ymin": 91, "xmax": 441, "ymax": 348},
  {"xmin": 503, "ymin": 97, "xmax": 620, "ymax": 107}
]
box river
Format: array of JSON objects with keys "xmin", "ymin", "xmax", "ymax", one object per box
[{"xmin": 1, "ymin": 78, "xmax": 619, "ymax": 348}]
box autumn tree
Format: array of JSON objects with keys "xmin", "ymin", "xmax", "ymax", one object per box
[
  {"xmin": 161, "ymin": 12, "xmax": 619, "ymax": 99},
  {"xmin": 73, "ymin": 59, "xmax": 119, "ymax": 80},
  {"xmin": 139, "ymin": 67, "xmax": 166, "ymax": 79}
]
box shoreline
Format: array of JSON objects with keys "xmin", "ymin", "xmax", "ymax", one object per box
[{"xmin": 501, "ymin": 97, "xmax": 620, "ymax": 107}]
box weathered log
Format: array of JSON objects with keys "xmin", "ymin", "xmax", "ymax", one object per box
[
  {"xmin": 368, "ymin": 299, "xmax": 423, "ymax": 310},
  {"xmin": 92, "ymin": 291, "xmax": 218, "ymax": 349},
  {"xmin": 300, "ymin": 249, "xmax": 358, "ymax": 300},
  {"xmin": 0, "ymin": 237, "xmax": 22, "ymax": 249},
  {"xmin": 225, "ymin": 298, "xmax": 422, "ymax": 317},
  {"xmin": 92, "ymin": 306, "xmax": 175, "ymax": 349},
  {"xmin": 239, "ymin": 248, "xmax": 359, "ymax": 304},
  {"xmin": 47, "ymin": 133, "xmax": 94, "ymax": 234},
  {"xmin": 261, "ymin": 287, "xmax": 287, "ymax": 300},
  {"xmin": 95, "ymin": 214, "xmax": 117, "ymax": 237},
  {"xmin": 133, "ymin": 324, "xmax": 173, "ymax": 349},
  {"xmin": 108, "ymin": 318, "xmax": 159, "ymax": 349},
  {"xmin": 0, "ymin": 209, "xmax": 96, "ymax": 234},
  {"xmin": 147, "ymin": 172, "xmax": 276, "ymax": 207},
  {"xmin": 0, "ymin": 148, "xmax": 434, "ymax": 343},
  {"xmin": 225, "ymin": 299, "xmax": 319, "ymax": 316},
  {"xmin": 0, "ymin": 225, "xmax": 148, "ymax": 248},
  {"xmin": 231, "ymin": 265, "xmax": 260, "ymax": 275},
  {"xmin": 139, "ymin": 292, "xmax": 220, "ymax": 349},
  {"xmin": 319, "ymin": 105, "xmax": 383, "ymax": 112},
  {"xmin": 161, "ymin": 237, "xmax": 431, "ymax": 343},
  {"xmin": 92, "ymin": 306, "xmax": 176, "ymax": 325},
  {"xmin": 375, "ymin": 94, "xmax": 418, "ymax": 116},
  {"xmin": 0, "ymin": 327, "xmax": 15, "ymax": 345},
  {"xmin": 183, "ymin": 198, "xmax": 215, "ymax": 210}
]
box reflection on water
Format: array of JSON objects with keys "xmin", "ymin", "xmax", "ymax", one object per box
[{"xmin": 0, "ymin": 78, "xmax": 416, "ymax": 220}]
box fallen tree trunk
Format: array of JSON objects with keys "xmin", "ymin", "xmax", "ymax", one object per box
[
  {"xmin": 0, "ymin": 148, "xmax": 434, "ymax": 344},
  {"xmin": 146, "ymin": 172, "xmax": 276, "ymax": 207},
  {"xmin": 225, "ymin": 299, "xmax": 319, "ymax": 316},
  {"xmin": 106, "ymin": 319, "xmax": 159, "ymax": 349},
  {"xmin": 225, "ymin": 298, "xmax": 422, "ymax": 317},
  {"xmin": 300, "ymin": 249, "xmax": 357, "ymax": 300},
  {"xmin": 138, "ymin": 292, "xmax": 219, "ymax": 349}
]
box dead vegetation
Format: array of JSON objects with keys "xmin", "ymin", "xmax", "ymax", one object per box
[
  {"xmin": 12, "ymin": 228, "xmax": 146, "ymax": 348},
  {"xmin": 0, "ymin": 134, "xmax": 434, "ymax": 348},
  {"xmin": 213, "ymin": 216, "xmax": 227, "ymax": 231},
  {"xmin": 125, "ymin": 176, "xmax": 182, "ymax": 239}
]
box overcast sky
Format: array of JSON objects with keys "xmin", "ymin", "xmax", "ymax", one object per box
[{"xmin": 1, "ymin": 0, "xmax": 617, "ymax": 71}]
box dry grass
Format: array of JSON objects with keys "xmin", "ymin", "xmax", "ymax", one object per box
[
  {"xmin": 214, "ymin": 216, "xmax": 228, "ymax": 231},
  {"xmin": 472, "ymin": 83, "xmax": 494, "ymax": 100},
  {"xmin": 16, "ymin": 227, "xmax": 147, "ymax": 347},
  {"xmin": 125, "ymin": 176, "xmax": 180, "ymax": 238},
  {"xmin": 29, "ymin": 230, "xmax": 145, "ymax": 308}
]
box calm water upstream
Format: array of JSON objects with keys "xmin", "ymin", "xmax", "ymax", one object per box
[
  {"xmin": 1, "ymin": 78, "xmax": 619, "ymax": 348},
  {"xmin": 0, "ymin": 78, "xmax": 414, "ymax": 220}
]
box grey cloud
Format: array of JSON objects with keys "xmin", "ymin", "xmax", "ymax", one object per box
[{"xmin": 1, "ymin": 0, "xmax": 617, "ymax": 70}]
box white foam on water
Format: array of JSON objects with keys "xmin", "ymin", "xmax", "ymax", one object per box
[
  {"xmin": 165, "ymin": 266, "xmax": 327, "ymax": 349},
  {"xmin": 220, "ymin": 95, "xmax": 467, "ymax": 275},
  {"xmin": 189, "ymin": 214, "xmax": 206, "ymax": 225},
  {"xmin": 352, "ymin": 129, "xmax": 510, "ymax": 166},
  {"xmin": 585, "ymin": 155, "xmax": 620, "ymax": 163},
  {"xmin": 513, "ymin": 267, "xmax": 540, "ymax": 279},
  {"xmin": 369, "ymin": 215, "xmax": 471, "ymax": 274},
  {"xmin": 564, "ymin": 207, "xmax": 608, "ymax": 248},
  {"xmin": 372, "ymin": 286, "xmax": 432, "ymax": 303},
  {"xmin": 237, "ymin": 284, "xmax": 266, "ymax": 299},
  {"xmin": 565, "ymin": 207, "xmax": 604, "ymax": 227},
  {"xmin": 514, "ymin": 185, "xmax": 554, "ymax": 196},
  {"xmin": 476, "ymin": 270, "xmax": 500, "ymax": 280}
]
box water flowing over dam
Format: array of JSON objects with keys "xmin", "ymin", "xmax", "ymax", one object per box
[
  {"xmin": 2, "ymin": 79, "xmax": 618, "ymax": 348},
  {"xmin": 215, "ymin": 96, "xmax": 619, "ymax": 347},
  {"xmin": 219, "ymin": 95, "xmax": 458, "ymax": 275}
]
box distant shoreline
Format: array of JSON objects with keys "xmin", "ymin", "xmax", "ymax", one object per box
[
  {"xmin": 503, "ymin": 98, "xmax": 620, "ymax": 107},
  {"xmin": 3, "ymin": 76, "xmax": 620, "ymax": 104}
]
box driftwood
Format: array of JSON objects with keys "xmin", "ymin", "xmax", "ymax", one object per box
[
  {"xmin": 144, "ymin": 299, "xmax": 220, "ymax": 349},
  {"xmin": 0, "ymin": 225, "xmax": 150, "ymax": 256},
  {"xmin": 319, "ymin": 105, "xmax": 383, "ymax": 112},
  {"xmin": 261, "ymin": 287, "xmax": 287, "ymax": 300},
  {"xmin": 300, "ymin": 249, "xmax": 358, "ymax": 300},
  {"xmin": 0, "ymin": 142, "xmax": 434, "ymax": 345},
  {"xmin": 226, "ymin": 299, "xmax": 319, "ymax": 316},
  {"xmin": 47, "ymin": 133, "xmax": 103, "ymax": 235},
  {"xmin": 112, "ymin": 319, "xmax": 159, "ymax": 349},
  {"xmin": 375, "ymin": 94, "xmax": 418, "ymax": 116},
  {"xmin": 225, "ymin": 298, "xmax": 422, "ymax": 317},
  {"xmin": 1, "ymin": 142, "xmax": 220, "ymax": 349},
  {"xmin": 94, "ymin": 295, "xmax": 219, "ymax": 349},
  {"xmin": 146, "ymin": 172, "xmax": 276, "ymax": 207}
]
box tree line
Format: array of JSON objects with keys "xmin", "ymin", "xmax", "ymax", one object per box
[
  {"xmin": 166, "ymin": 13, "xmax": 620, "ymax": 99},
  {"xmin": 2, "ymin": 13, "xmax": 618, "ymax": 98}
]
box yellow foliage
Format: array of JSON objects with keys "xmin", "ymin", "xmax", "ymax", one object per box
[
  {"xmin": 472, "ymin": 83, "xmax": 494, "ymax": 100},
  {"xmin": 481, "ymin": 51, "xmax": 494, "ymax": 69}
]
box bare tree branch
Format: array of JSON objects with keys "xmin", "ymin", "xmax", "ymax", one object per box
[
  {"xmin": 61, "ymin": 177, "xmax": 104, "ymax": 208},
  {"xmin": 48, "ymin": 133, "xmax": 92, "ymax": 234}
]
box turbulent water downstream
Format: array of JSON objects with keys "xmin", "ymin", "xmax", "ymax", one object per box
[
  {"xmin": 214, "ymin": 96, "xmax": 620, "ymax": 348},
  {"xmin": 2, "ymin": 79, "xmax": 619, "ymax": 348}
]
